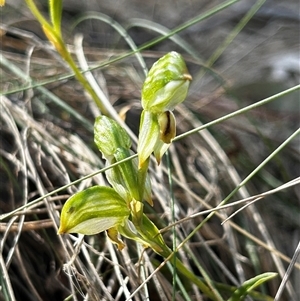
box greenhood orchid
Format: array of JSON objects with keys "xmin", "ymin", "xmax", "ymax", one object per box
[
  {"xmin": 58, "ymin": 52, "xmax": 191, "ymax": 251},
  {"xmin": 57, "ymin": 51, "xmax": 275, "ymax": 300},
  {"xmin": 137, "ymin": 51, "xmax": 192, "ymax": 169}
]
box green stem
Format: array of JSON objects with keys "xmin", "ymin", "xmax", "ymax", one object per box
[
  {"xmin": 135, "ymin": 214, "xmax": 219, "ymax": 300},
  {"xmin": 175, "ymin": 258, "xmax": 218, "ymax": 300},
  {"xmin": 157, "ymin": 249, "xmax": 273, "ymax": 301},
  {"xmin": 58, "ymin": 43, "xmax": 109, "ymax": 115}
]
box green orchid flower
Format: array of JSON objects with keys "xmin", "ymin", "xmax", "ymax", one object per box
[
  {"xmin": 138, "ymin": 52, "xmax": 192, "ymax": 169},
  {"xmin": 141, "ymin": 51, "xmax": 192, "ymax": 113}
]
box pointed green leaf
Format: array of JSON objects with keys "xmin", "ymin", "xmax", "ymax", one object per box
[
  {"xmin": 142, "ymin": 51, "xmax": 192, "ymax": 113},
  {"xmin": 58, "ymin": 186, "xmax": 130, "ymax": 235},
  {"xmin": 228, "ymin": 272, "xmax": 277, "ymax": 301},
  {"xmin": 137, "ymin": 213, "xmax": 171, "ymax": 257}
]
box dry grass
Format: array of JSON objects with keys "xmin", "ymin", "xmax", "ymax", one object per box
[{"xmin": 1, "ymin": 1, "xmax": 299, "ymax": 300}]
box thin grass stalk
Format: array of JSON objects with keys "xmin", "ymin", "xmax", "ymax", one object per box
[
  {"xmin": 176, "ymin": 85, "xmax": 300, "ymax": 141},
  {"xmin": 0, "ymin": 253, "xmax": 16, "ymax": 301},
  {"xmin": 0, "ymin": 54, "xmax": 94, "ymax": 131},
  {"xmin": 70, "ymin": 11, "xmax": 148, "ymax": 77},
  {"xmin": 126, "ymin": 18, "xmax": 202, "ymax": 63},
  {"xmin": 24, "ymin": 0, "xmax": 111, "ymax": 115},
  {"xmin": 2, "ymin": 0, "xmax": 240, "ymax": 96},
  {"xmin": 73, "ymin": 34, "xmax": 138, "ymax": 144},
  {"xmin": 196, "ymin": 0, "xmax": 266, "ymax": 81},
  {"xmin": 274, "ymin": 241, "xmax": 300, "ymax": 301},
  {"xmin": 166, "ymin": 261, "xmax": 193, "ymax": 301},
  {"xmin": 166, "ymin": 151, "xmax": 177, "ymax": 300}
]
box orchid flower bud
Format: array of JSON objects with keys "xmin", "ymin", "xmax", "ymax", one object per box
[
  {"xmin": 138, "ymin": 52, "xmax": 191, "ymax": 168},
  {"xmin": 94, "ymin": 116, "xmax": 152, "ymax": 205},
  {"xmin": 58, "ymin": 186, "xmax": 130, "ymax": 235},
  {"xmin": 141, "ymin": 51, "xmax": 192, "ymax": 113},
  {"xmin": 94, "ymin": 116, "xmax": 131, "ymax": 161}
]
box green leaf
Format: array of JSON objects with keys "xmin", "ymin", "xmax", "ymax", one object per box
[
  {"xmin": 228, "ymin": 272, "xmax": 277, "ymax": 301},
  {"xmin": 94, "ymin": 116, "xmax": 131, "ymax": 160},
  {"xmin": 58, "ymin": 186, "xmax": 130, "ymax": 235},
  {"xmin": 141, "ymin": 51, "xmax": 192, "ymax": 113},
  {"xmin": 119, "ymin": 213, "xmax": 171, "ymax": 257},
  {"xmin": 137, "ymin": 213, "xmax": 171, "ymax": 257}
]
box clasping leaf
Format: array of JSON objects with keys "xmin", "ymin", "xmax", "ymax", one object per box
[{"xmin": 58, "ymin": 186, "xmax": 130, "ymax": 235}]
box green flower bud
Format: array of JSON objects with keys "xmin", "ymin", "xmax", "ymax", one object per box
[
  {"xmin": 94, "ymin": 116, "xmax": 131, "ymax": 160},
  {"xmin": 141, "ymin": 51, "xmax": 192, "ymax": 113},
  {"xmin": 58, "ymin": 186, "xmax": 130, "ymax": 235},
  {"xmin": 94, "ymin": 115, "xmax": 153, "ymax": 205}
]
